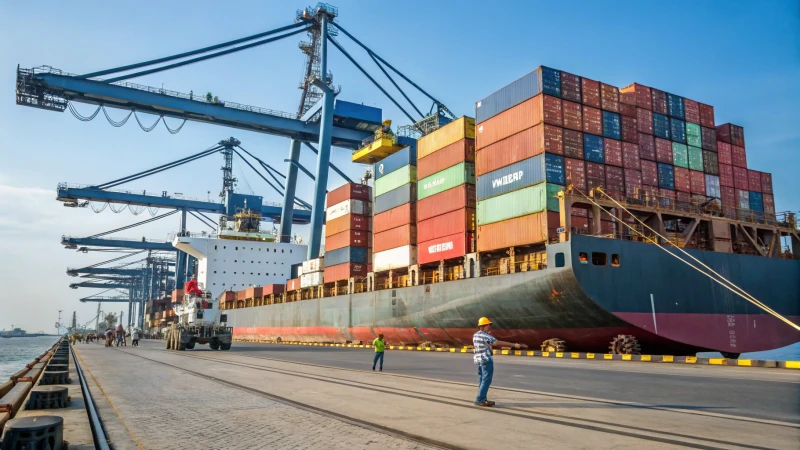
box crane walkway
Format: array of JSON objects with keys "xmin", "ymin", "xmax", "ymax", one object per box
[{"xmin": 71, "ymin": 341, "xmax": 799, "ymax": 449}]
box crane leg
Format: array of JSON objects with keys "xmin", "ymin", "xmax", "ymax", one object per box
[{"xmin": 279, "ymin": 139, "xmax": 301, "ymax": 242}]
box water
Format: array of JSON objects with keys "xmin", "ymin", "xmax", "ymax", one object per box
[
  {"xmin": 0, "ymin": 336, "xmax": 60, "ymax": 379},
  {"xmin": 697, "ymin": 342, "xmax": 800, "ymax": 361}
]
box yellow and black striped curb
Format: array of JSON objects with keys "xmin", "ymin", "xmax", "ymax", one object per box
[{"xmin": 231, "ymin": 340, "xmax": 800, "ymax": 370}]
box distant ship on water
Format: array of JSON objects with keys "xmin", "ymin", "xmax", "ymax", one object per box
[{"xmin": 0, "ymin": 327, "xmax": 54, "ymax": 338}]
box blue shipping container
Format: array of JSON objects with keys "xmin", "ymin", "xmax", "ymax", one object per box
[
  {"xmin": 583, "ymin": 134, "xmax": 605, "ymax": 164},
  {"xmin": 374, "ymin": 145, "xmax": 417, "ymax": 180},
  {"xmin": 657, "ymin": 163, "xmax": 675, "ymax": 190},
  {"xmin": 705, "ymin": 174, "xmax": 721, "ymax": 198},
  {"xmin": 475, "ymin": 66, "xmax": 560, "ymax": 124},
  {"xmin": 670, "ymin": 118, "xmax": 686, "ymax": 144},
  {"xmin": 324, "ymin": 246, "xmax": 369, "ymax": 267},
  {"xmin": 666, "ymin": 93, "xmax": 685, "ymax": 120},
  {"xmin": 749, "ymin": 191, "xmax": 764, "ymax": 212},
  {"xmin": 545, "ymin": 154, "xmax": 565, "ymax": 185},
  {"xmin": 653, "ymin": 113, "xmax": 670, "ymax": 140},
  {"xmin": 374, "ymin": 183, "xmax": 416, "ymax": 214},
  {"xmin": 333, "ymin": 100, "xmax": 382, "ymax": 124},
  {"xmin": 477, "ymin": 155, "xmax": 546, "ymax": 200},
  {"xmin": 602, "ymin": 111, "xmax": 621, "ymax": 140}
]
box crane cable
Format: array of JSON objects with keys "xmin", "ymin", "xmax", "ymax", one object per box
[
  {"xmin": 568, "ymin": 186, "xmax": 799, "ymax": 331},
  {"xmin": 67, "ymin": 103, "xmax": 187, "ymax": 134}
]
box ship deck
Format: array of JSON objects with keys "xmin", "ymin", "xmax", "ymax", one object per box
[{"xmin": 69, "ymin": 339, "xmax": 800, "ymax": 449}]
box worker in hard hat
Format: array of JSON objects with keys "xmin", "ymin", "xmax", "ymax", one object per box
[{"xmin": 473, "ymin": 317, "xmax": 526, "ymax": 407}]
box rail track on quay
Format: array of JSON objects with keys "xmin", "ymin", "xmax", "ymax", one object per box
[{"xmin": 108, "ymin": 345, "xmax": 798, "ymax": 450}]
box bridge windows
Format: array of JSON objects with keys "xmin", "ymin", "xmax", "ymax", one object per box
[{"xmin": 591, "ymin": 252, "xmax": 607, "ymax": 266}]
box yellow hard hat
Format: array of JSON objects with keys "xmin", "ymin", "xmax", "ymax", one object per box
[{"xmin": 477, "ymin": 317, "xmax": 492, "ymax": 327}]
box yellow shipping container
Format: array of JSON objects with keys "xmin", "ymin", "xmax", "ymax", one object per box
[{"xmin": 418, "ymin": 116, "xmax": 475, "ymax": 160}]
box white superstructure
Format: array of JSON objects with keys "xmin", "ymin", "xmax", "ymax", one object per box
[{"xmin": 173, "ymin": 233, "xmax": 307, "ymax": 299}]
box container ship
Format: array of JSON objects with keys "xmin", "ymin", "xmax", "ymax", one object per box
[{"xmin": 171, "ymin": 66, "xmax": 799, "ymax": 357}]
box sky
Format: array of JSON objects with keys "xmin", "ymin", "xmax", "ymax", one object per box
[{"xmin": 0, "ymin": 1, "xmax": 798, "ymax": 332}]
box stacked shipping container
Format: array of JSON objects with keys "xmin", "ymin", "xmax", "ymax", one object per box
[
  {"xmin": 715, "ymin": 123, "xmax": 774, "ymax": 219},
  {"xmin": 415, "ymin": 117, "xmax": 477, "ymax": 264},
  {"xmin": 322, "ymin": 183, "xmax": 372, "ymax": 283},
  {"xmin": 372, "ymin": 145, "xmax": 418, "ymax": 272}
]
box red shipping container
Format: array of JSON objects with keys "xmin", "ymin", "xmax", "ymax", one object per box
[
  {"xmin": 562, "ymin": 100, "xmax": 583, "ymax": 131},
  {"xmin": 641, "ymin": 160, "xmax": 658, "ymax": 186},
  {"xmin": 475, "ymin": 125, "xmax": 558, "ymax": 174},
  {"xmin": 716, "ymin": 124, "xmax": 745, "ymax": 147},
  {"xmin": 417, "ymin": 184, "xmax": 475, "ymax": 222},
  {"xmin": 476, "ymin": 95, "xmax": 562, "ymax": 149},
  {"xmin": 604, "ymin": 138, "xmax": 623, "ymax": 166},
  {"xmin": 373, "ymin": 224, "xmax": 417, "ymax": 253},
  {"xmin": 561, "ymin": 71, "xmax": 582, "ymax": 103},
  {"xmin": 731, "ymin": 145, "xmax": 747, "ymax": 168},
  {"xmin": 625, "ymin": 169, "xmax": 643, "ymax": 197},
  {"xmin": 374, "ymin": 203, "xmax": 416, "ymax": 233},
  {"xmin": 564, "ymin": 157, "xmax": 587, "ymax": 190},
  {"xmin": 660, "ymin": 188, "xmax": 676, "ymax": 202},
  {"xmin": 622, "ymin": 142, "xmax": 641, "ymax": 170},
  {"xmin": 717, "ymin": 141, "xmax": 732, "ymax": 165},
  {"xmin": 763, "ymin": 193, "xmax": 775, "ymax": 215},
  {"xmin": 563, "ymin": 129, "xmax": 584, "ymax": 160},
  {"xmin": 638, "ymin": 132, "xmax": 656, "ymax": 161},
  {"xmin": 586, "ymin": 162, "xmax": 605, "ymax": 180},
  {"xmin": 587, "ymin": 176, "xmax": 605, "ymax": 191},
  {"xmin": 701, "ymin": 127, "xmax": 717, "ymax": 152},
  {"xmin": 621, "ymin": 115, "xmax": 638, "ymax": 143},
  {"xmin": 418, "ymin": 138, "xmax": 476, "ymax": 179},
  {"xmin": 718, "ymin": 163, "xmax": 734, "ymax": 187},
  {"xmin": 674, "ymin": 167, "xmax": 691, "ymax": 193},
  {"xmin": 720, "ymin": 186, "xmax": 735, "ymax": 208},
  {"xmin": 326, "ymin": 213, "xmax": 371, "ymax": 236},
  {"xmin": 699, "ymin": 103, "xmax": 715, "ymax": 128},
  {"xmin": 690, "ymin": 170, "xmax": 705, "ymax": 195},
  {"xmin": 262, "ymin": 284, "xmax": 285, "ymax": 295},
  {"xmin": 324, "ymin": 262, "xmax": 369, "ymax": 282},
  {"xmin": 620, "ymin": 102, "xmax": 637, "ymax": 118},
  {"xmin": 581, "ymin": 78, "xmax": 601, "ymax": 108},
  {"xmin": 605, "ymin": 166, "xmax": 624, "ymax": 193},
  {"xmin": 748, "ymin": 170, "xmax": 762, "ymax": 193},
  {"xmin": 677, "ymin": 191, "xmax": 692, "ymax": 203},
  {"xmin": 327, "ymin": 182, "xmax": 372, "ymax": 206},
  {"xmin": 418, "ymin": 208, "xmax": 475, "ymax": 243},
  {"xmin": 619, "ymin": 87, "xmax": 636, "ymax": 107},
  {"xmin": 733, "ymin": 166, "xmax": 749, "ymax": 190},
  {"xmin": 326, "ymin": 229, "xmax": 370, "ymax": 251},
  {"xmin": 476, "ymin": 212, "xmax": 548, "ymax": 252},
  {"xmin": 621, "ymin": 83, "xmax": 652, "ymax": 110},
  {"xmin": 417, "ymin": 232, "xmax": 475, "ymax": 265},
  {"xmin": 600, "ymin": 83, "xmax": 620, "ymax": 112},
  {"xmin": 655, "ymin": 138, "xmax": 673, "ymax": 164},
  {"xmin": 760, "ymin": 173, "xmax": 773, "ymax": 194},
  {"xmin": 287, "ymin": 278, "xmax": 301, "ymax": 292},
  {"xmin": 683, "ymin": 98, "xmax": 700, "ymax": 124},
  {"xmin": 636, "ymin": 108, "xmax": 653, "ymax": 134},
  {"xmin": 651, "ymin": 89, "xmax": 668, "ymax": 115},
  {"xmin": 582, "ymin": 106, "xmax": 602, "ymax": 135}
]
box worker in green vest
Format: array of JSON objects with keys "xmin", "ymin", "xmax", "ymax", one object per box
[{"xmin": 372, "ymin": 334, "xmax": 385, "ymax": 371}]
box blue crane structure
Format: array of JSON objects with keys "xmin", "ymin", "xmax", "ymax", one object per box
[{"xmin": 16, "ymin": 3, "xmax": 455, "ymax": 260}]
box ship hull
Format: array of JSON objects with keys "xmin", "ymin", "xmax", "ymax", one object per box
[{"xmin": 225, "ymin": 235, "xmax": 800, "ymax": 354}]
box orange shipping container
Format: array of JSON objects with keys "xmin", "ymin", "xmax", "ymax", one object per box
[
  {"xmin": 218, "ymin": 291, "xmax": 236, "ymax": 302},
  {"xmin": 236, "ymin": 289, "xmax": 248, "ymax": 301},
  {"xmin": 477, "ymin": 211, "xmax": 549, "ymax": 252},
  {"xmin": 373, "ymin": 224, "xmax": 417, "ymax": 253},
  {"xmin": 417, "ymin": 207, "xmax": 475, "ymax": 243},
  {"xmin": 417, "ymin": 138, "xmax": 475, "ymax": 179},
  {"xmin": 262, "ymin": 284, "xmax": 285, "ymax": 295},
  {"xmin": 373, "ymin": 203, "xmax": 416, "ymax": 233},
  {"xmin": 476, "ymin": 94, "xmax": 562, "ymax": 149},
  {"xmin": 418, "ymin": 117, "xmax": 475, "ymax": 159},
  {"xmin": 245, "ymin": 286, "xmax": 263, "ymax": 299},
  {"xmin": 171, "ymin": 289, "xmax": 184, "ymax": 303},
  {"xmin": 327, "ymin": 182, "xmax": 371, "ymax": 206},
  {"xmin": 325, "ymin": 229, "xmax": 370, "ymax": 251},
  {"xmin": 475, "ymin": 124, "xmax": 560, "ymax": 176},
  {"xmin": 416, "ymin": 184, "xmax": 476, "ymax": 222},
  {"xmin": 286, "ymin": 278, "xmax": 301, "ymax": 292},
  {"xmin": 325, "ymin": 213, "xmax": 371, "ymax": 236},
  {"xmin": 324, "ymin": 262, "xmax": 369, "ymax": 282}
]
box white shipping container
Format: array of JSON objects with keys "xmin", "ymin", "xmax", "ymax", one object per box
[
  {"xmin": 373, "ymin": 245, "xmax": 418, "ymax": 272},
  {"xmin": 302, "ymin": 257, "xmax": 324, "ymax": 273},
  {"xmin": 326, "ymin": 199, "xmax": 371, "ymax": 222},
  {"xmin": 300, "ymin": 271, "xmax": 324, "ymax": 288}
]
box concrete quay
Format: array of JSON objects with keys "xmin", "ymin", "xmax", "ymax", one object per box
[{"xmin": 72, "ymin": 340, "xmax": 799, "ymax": 450}]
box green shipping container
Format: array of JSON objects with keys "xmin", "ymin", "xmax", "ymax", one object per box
[
  {"xmin": 546, "ymin": 183, "xmax": 564, "ymax": 212},
  {"xmin": 686, "ymin": 122, "xmax": 702, "ymax": 148},
  {"xmin": 375, "ymin": 165, "xmax": 416, "ymax": 197},
  {"xmin": 688, "ymin": 146, "xmax": 704, "ymax": 171},
  {"xmin": 477, "ymin": 183, "xmax": 546, "ymax": 225},
  {"xmin": 672, "ymin": 142, "xmax": 689, "ymax": 168},
  {"xmin": 417, "ymin": 161, "xmax": 475, "ymax": 200}
]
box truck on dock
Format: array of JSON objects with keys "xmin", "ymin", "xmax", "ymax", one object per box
[{"xmin": 166, "ymin": 291, "xmax": 232, "ymax": 351}]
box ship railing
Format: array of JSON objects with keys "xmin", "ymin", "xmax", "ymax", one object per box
[{"xmin": 168, "ymin": 231, "xmax": 217, "ymax": 241}]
